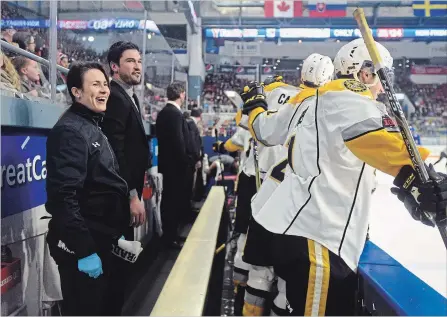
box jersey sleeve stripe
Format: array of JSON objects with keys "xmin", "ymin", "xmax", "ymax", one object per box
[
  {"xmin": 248, "ymin": 107, "xmax": 275, "ymax": 147},
  {"xmin": 341, "ymin": 117, "xmax": 383, "ymax": 142},
  {"xmin": 344, "ymin": 129, "xmax": 430, "ymax": 177},
  {"xmin": 225, "ymin": 139, "xmax": 244, "ymax": 152}
]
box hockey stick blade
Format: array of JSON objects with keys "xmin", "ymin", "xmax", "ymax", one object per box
[{"xmin": 354, "ymin": 8, "xmax": 447, "ymax": 249}]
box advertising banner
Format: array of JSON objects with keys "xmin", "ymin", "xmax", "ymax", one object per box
[
  {"xmin": 204, "ymin": 27, "xmax": 447, "ymax": 40},
  {"xmin": 1, "ymin": 133, "xmax": 48, "ymax": 219},
  {"xmin": 411, "ymin": 65, "xmax": 447, "ymax": 75},
  {"xmin": 216, "ymin": 65, "xmax": 258, "ymax": 75}
]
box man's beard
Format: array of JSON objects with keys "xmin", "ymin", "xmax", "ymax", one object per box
[{"xmin": 120, "ymin": 72, "xmax": 141, "ymax": 86}]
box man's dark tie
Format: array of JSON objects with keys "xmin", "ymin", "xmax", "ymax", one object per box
[{"xmin": 132, "ymin": 94, "xmax": 140, "ymax": 113}]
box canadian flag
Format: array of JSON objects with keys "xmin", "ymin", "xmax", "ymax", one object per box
[{"xmin": 265, "ymin": 0, "xmax": 303, "ymax": 18}]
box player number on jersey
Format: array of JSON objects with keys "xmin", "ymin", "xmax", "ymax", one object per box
[
  {"xmin": 270, "ymin": 159, "xmax": 288, "ymax": 183},
  {"xmin": 270, "ymin": 136, "xmax": 296, "ymax": 183}
]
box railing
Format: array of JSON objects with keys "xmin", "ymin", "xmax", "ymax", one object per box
[
  {"xmin": 1, "ymin": 40, "xmax": 69, "ymax": 75},
  {"xmin": 150, "ymin": 186, "xmax": 226, "ymax": 316}
]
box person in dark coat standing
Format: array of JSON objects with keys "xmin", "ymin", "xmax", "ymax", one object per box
[
  {"xmin": 100, "ymin": 41, "xmax": 149, "ymax": 315},
  {"xmin": 184, "ymin": 108, "xmax": 205, "ymax": 203},
  {"xmin": 102, "ymin": 41, "xmax": 148, "ymax": 232},
  {"xmin": 156, "ymin": 82, "xmax": 193, "ymax": 249},
  {"xmin": 45, "ymin": 62, "xmax": 136, "ymax": 316}
]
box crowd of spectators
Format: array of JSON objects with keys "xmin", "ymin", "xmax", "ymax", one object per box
[
  {"xmin": 394, "ymin": 67, "xmax": 447, "ymax": 137},
  {"xmin": 202, "ymin": 73, "xmax": 250, "ymax": 112}
]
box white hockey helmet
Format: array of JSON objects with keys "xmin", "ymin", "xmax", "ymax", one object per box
[
  {"xmin": 334, "ymin": 38, "xmax": 393, "ymax": 86},
  {"xmin": 301, "ymin": 53, "xmax": 334, "ymax": 87}
]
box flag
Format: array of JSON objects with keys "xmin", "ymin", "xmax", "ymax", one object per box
[
  {"xmin": 413, "ymin": 0, "xmax": 447, "ymax": 17},
  {"xmin": 264, "ymin": 1, "xmax": 303, "ymax": 18},
  {"xmin": 308, "ymin": 0, "xmax": 347, "ymax": 17}
]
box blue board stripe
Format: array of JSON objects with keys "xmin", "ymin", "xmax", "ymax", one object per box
[{"xmin": 359, "ymin": 241, "xmax": 447, "ymax": 316}]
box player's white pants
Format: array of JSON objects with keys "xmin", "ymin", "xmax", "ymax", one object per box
[
  {"xmin": 270, "ymin": 277, "xmax": 287, "ymax": 316},
  {"xmin": 234, "ymin": 234, "xmax": 250, "ymax": 286},
  {"xmin": 243, "ymin": 265, "xmax": 275, "ymax": 316}
]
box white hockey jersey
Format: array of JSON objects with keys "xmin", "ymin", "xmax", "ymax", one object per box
[
  {"xmin": 226, "ymin": 126, "xmax": 257, "ymax": 177},
  {"xmin": 249, "ymin": 85, "xmax": 318, "ymax": 217},
  {"xmin": 252, "ymin": 79, "xmax": 430, "ymax": 272},
  {"xmin": 248, "ymin": 84, "xmax": 317, "ymax": 147},
  {"xmin": 256, "ymin": 83, "xmax": 302, "ymax": 177}
]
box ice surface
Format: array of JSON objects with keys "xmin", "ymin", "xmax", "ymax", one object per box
[{"xmin": 369, "ymin": 159, "xmax": 447, "ymax": 298}]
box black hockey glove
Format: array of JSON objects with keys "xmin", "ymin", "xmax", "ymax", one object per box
[
  {"xmin": 262, "ymin": 75, "xmax": 284, "ymax": 86},
  {"xmin": 240, "ymin": 81, "xmax": 268, "ymax": 115},
  {"xmin": 392, "ymin": 164, "xmax": 447, "ymax": 227},
  {"xmin": 213, "ymin": 141, "xmax": 226, "ymax": 154}
]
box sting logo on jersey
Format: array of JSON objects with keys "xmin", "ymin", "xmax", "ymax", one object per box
[
  {"xmin": 344, "ymin": 79, "xmax": 368, "ymax": 93},
  {"xmin": 382, "ymin": 115, "xmax": 399, "ymax": 133},
  {"xmin": 277, "ymin": 93, "xmax": 291, "ymax": 105}
]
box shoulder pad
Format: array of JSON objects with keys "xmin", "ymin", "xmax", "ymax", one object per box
[
  {"xmin": 264, "ymin": 81, "xmax": 288, "ymax": 92},
  {"xmin": 289, "ymin": 87, "xmax": 317, "ymax": 105},
  {"xmin": 319, "ymin": 79, "xmax": 373, "ymax": 99}
]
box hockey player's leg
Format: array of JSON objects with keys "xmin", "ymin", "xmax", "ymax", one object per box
[
  {"xmin": 234, "ymin": 233, "xmax": 250, "ymax": 315},
  {"xmin": 276, "ymin": 238, "xmax": 356, "ymax": 316},
  {"xmin": 243, "ymin": 265, "xmax": 275, "ymax": 316},
  {"xmin": 270, "ymin": 277, "xmax": 287, "ymax": 316}
]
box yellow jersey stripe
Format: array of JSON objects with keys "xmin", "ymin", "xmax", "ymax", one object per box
[
  {"xmin": 248, "ymin": 107, "xmax": 267, "ymax": 142},
  {"xmin": 345, "ymin": 128, "xmax": 430, "ymax": 177},
  {"xmin": 224, "ymin": 139, "xmax": 244, "ymax": 153}
]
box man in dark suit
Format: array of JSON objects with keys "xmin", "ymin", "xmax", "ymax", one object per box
[
  {"xmin": 100, "ymin": 41, "xmax": 149, "ymax": 315},
  {"xmin": 102, "ymin": 41, "xmax": 148, "ymax": 231},
  {"xmin": 156, "ymin": 82, "xmax": 193, "ymax": 249},
  {"xmin": 184, "ymin": 108, "xmax": 204, "ymax": 204}
]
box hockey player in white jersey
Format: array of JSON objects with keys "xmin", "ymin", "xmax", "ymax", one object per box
[
  {"xmin": 240, "ymin": 38, "xmax": 447, "ymax": 316},
  {"xmin": 241, "ymin": 57, "xmax": 334, "ymax": 316},
  {"xmin": 213, "ymin": 121, "xmax": 257, "ymax": 315}
]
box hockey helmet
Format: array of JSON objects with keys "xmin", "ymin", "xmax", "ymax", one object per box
[
  {"xmin": 301, "ymin": 53, "xmax": 334, "ymax": 87},
  {"xmin": 333, "ymin": 38, "xmax": 394, "ymax": 87}
]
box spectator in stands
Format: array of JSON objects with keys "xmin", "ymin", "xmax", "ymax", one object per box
[
  {"xmin": 0, "ymin": 50, "xmax": 21, "ymax": 93},
  {"xmin": 58, "ymin": 53, "xmax": 69, "ymax": 69},
  {"xmin": 45, "ymin": 62, "xmax": 136, "ymax": 316},
  {"xmin": 58, "ymin": 53, "xmax": 69, "ymax": 83},
  {"xmin": 12, "ymin": 31, "xmax": 36, "ymax": 53},
  {"xmin": 156, "ymin": 81, "xmax": 192, "ymax": 249},
  {"xmin": 11, "ymin": 56, "xmax": 41, "ymax": 97},
  {"xmin": 101, "ymin": 41, "xmax": 149, "ymax": 315},
  {"xmin": 1, "ymin": 27, "xmax": 16, "ymax": 44}
]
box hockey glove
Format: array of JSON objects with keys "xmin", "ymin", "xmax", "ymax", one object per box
[
  {"xmin": 392, "ymin": 164, "xmax": 447, "ymax": 227},
  {"xmin": 78, "ymin": 253, "xmax": 103, "ymax": 279},
  {"xmin": 240, "ymin": 81, "xmax": 267, "ymax": 115},
  {"xmin": 213, "ymin": 141, "xmax": 226, "ymax": 154}
]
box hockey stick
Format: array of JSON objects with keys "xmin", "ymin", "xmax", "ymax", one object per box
[
  {"xmin": 354, "ymin": 8, "xmax": 447, "ymax": 249},
  {"xmin": 214, "ymin": 128, "xmax": 224, "ymax": 185},
  {"xmin": 252, "ymin": 138, "xmax": 261, "ymax": 190}
]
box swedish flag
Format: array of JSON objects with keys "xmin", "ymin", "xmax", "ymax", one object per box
[{"xmin": 413, "ymin": 0, "xmax": 447, "ymax": 17}]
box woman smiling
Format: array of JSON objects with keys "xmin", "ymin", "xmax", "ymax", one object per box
[{"xmin": 45, "ymin": 62, "xmax": 131, "ymax": 315}]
